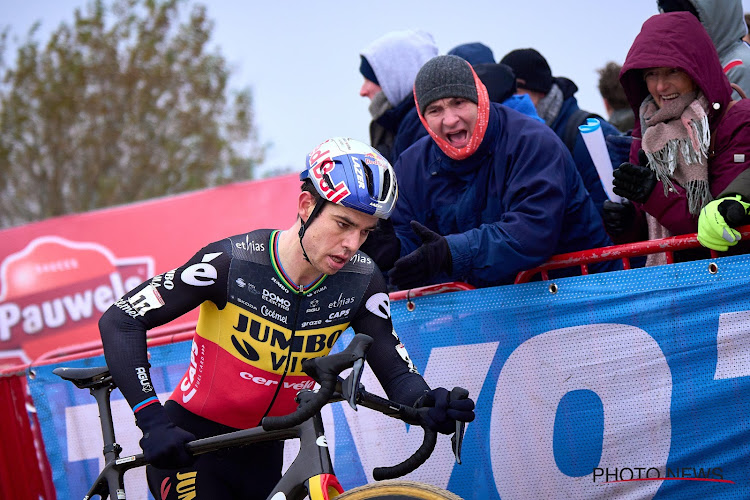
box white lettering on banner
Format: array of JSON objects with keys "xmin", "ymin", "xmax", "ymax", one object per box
[
  {"xmin": 491, "ymin": 324, "xmax": 671, "ymax": 499},
  {"xmin": 0, "ymin": 272, "xmax": 138, "ymax": 341},
  {"xmin": 338, "ymin": 341, "xmax": 498, "ymax": 486},
  {"xmin": 714, "ymin": 310, "xmax": 750, "ymax": 379}
]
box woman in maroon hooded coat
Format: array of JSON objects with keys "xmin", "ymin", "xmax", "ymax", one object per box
[{"xmin": 603, "ymin": 12, "xmax": 750, "ymax": 262}]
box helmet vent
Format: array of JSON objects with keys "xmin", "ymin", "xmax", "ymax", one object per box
[
  {"xmin": 362, "ymin": 162, "xmax": 375, "ymax": 196},
  {"xmin": 322, "ymin": 172, "xmax": 336, "ymax": 191},
  {"xmin": 380, "ymin": 169, "xmax": 391, "ymax": 201}
]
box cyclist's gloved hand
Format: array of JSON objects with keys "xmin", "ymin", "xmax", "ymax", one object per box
[
  {"xmin": 602, "ymin": 200, "xmax": 636, "ymax": 237},
  {"xmin": 698, "ymin": 195, "xmax": 750, "ymax": 251},
  {"xmin": 135, "ymin": 404, "xmax": 196, "ymax": 469},
  {"xmin": 414, "ymin": 387, "xmax": 475, "ymax": 435},
  {"xmin": 388, "ymin": 221, "xmax": 451, "ymax": 290},
  {"xmin": 613, "ymin": 150, "xmax": 657, "ymax": 204}
]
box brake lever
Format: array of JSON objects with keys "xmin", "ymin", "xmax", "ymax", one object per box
[
  {"xmin": 341, "ymin": 357, "xmax": 366, "ymax": 410},
  {"xmin": 452, "ymin": 421, "xmax": 465, "ymax": 464},
  {"xmin": 449, "ymin": 386, "xmax": 469, "ymax": 464}
]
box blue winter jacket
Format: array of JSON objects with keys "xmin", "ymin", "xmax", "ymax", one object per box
[
  {"xmin": 551, "ymin": 77, "xmax": 623, "ymax": 219},
  {"xmin": 392, "ymin": 103, "xmax": 620, "ymax": 287},
  {"xmin": 376, "ymin": 96, "xmax": 427, "ymax": 165}
]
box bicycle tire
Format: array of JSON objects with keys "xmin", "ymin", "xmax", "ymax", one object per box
[{"xmin": 335, "ymin": 480, "xmax": 463, "ymax": 499}]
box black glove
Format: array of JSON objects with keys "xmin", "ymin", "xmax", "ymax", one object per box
[
  {"xmin": 135, "ymin": 404, "xmax": 196, "ymax": 469},
  {"xmin": 358, "ymin": 218, "xmax": 401, "ymax": 271},
  {"xmin": 612, "ymin": 150, "xmax": 657, "ymax": 203},
  {"xmin": 602, "ymin": 200, "xmax": 636, "ymax": 237},
  {"xmin": 718, "ymin": 197, "xmax": 750, "ymax": 227},
  {"xmin": 414, "ymin": 387, "xmax": 476, "ymax": 435},
  {"xmin": 388, "ymin": 221, "xmax": 451, "ymax": 290}
]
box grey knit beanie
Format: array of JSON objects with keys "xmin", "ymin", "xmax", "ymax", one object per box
[{"xmin": 414, "ymin": 55, "xmax": 478, "ymax": 115}]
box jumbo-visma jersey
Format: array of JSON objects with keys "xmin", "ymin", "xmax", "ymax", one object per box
[{"xmin": 99, "ymin": 229, "xmax": 424, "ymax": 430}]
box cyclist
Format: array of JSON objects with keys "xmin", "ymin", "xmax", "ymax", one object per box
[{"xmin": 98, "ymin": 137, "xmax": 476, "ymax": 499}]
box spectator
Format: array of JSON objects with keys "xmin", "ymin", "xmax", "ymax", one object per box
[
  {"xmin": 607, "ymin": 12, "xmax": 750, "ymax": 263},
  {"xmin": 385, "ymin": 55, "xmax": 620, "ymax": 290},
  {"xmin": 450, "ymin": 42, "xmax": 543, "ymax": 122},
  {"xmin": 500, "ymin": 48, "xmax": 624, "ymax": 220},
  {"xmin": 447, "ymin": 42, "xmax": 495, "ymax": 65},
  {"xmin": 658, "ymin": 0, "xmax": 750, "ymax": 99},
  {"xmin": 359, "ymin": 30, "xmax": 437, "ymax": 164},
  {"xmin": 597, "ymin": 61, "xmax": 635, "ymax": 132}
]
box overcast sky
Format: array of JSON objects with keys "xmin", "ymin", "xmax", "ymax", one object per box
[{"xmin": 3, "ymin": 1, "xmax": 750, "ymax": 176}]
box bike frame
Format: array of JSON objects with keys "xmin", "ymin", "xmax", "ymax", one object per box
[{"xmin": 62, "ymin": 366, "xmax": 343, "ymax": 500}]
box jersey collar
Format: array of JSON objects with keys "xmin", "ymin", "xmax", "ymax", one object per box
[{"xmin": 269, "ymin": 230, "xmax": 327, "ymax": 295}]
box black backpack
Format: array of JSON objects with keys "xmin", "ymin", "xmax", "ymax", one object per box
[{"xmin": 562, "ymin": 109, "xmax": 604, "ymax": 153}]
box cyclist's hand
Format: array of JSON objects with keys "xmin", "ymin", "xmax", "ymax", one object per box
[
  {"xmin": 135, "ymin": 404, "xmax": 196, "ymax": 469},
  {"xmin": 414, "ymin": 387, "xmax": 475, "ymax": 435},
  {"xmin": 698, "ymin": 195, "xmax": 750, "ymax": 251}
]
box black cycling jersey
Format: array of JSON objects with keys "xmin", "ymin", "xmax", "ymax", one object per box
[{"xmin": 99, "ymin": 229, "xmax": 429, "ymax": 429}]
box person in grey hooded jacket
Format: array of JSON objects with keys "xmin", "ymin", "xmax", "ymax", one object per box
[
  {"xmin": 359, "ymin": 30, "xmax": 437, "ymax": 164},
  {"xmin": 658, "ymin": 0, "xmax": 750, "ymax": 99}
]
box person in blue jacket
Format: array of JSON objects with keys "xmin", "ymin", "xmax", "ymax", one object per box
[
  {"xmin": 500, "ymin": 48, "xmax": 626, "ymax": 221},
  {"xmin": 386, "ymin": 55, "xmax": 620, "ymax": 290}
]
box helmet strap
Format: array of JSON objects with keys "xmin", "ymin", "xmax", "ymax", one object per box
[{"xmin": 298, "ymin": 200, "xmax": 326, "ymax": 263}]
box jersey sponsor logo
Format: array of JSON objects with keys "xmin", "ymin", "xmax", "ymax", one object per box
[
  {"xmin": 239, "ymin": 370, "xmax": 316, "ymax": 391},
  {"xmin": 349, "ymin": 253, "xmax": 372, "ymax": 265},
  {"xmin": 234, "ymin": 235, "xmax": 265, "ymax": 253},
  {"xmin": 149, "ymin": 268, "xmax": 176, "ymax": 291},
  {"xmin": 271, "ymin": 276, "xmax": 290, "ymax": 294},
  {"xmin": 234, "ymin": 296, "xmax": 258, "ymax": 311},
  {"xmin": 305, "ymin": 298, "xmax": 320, "ymax": 313},
  {"xmin": 328, "ymin": 293, "xmax": 355, "ymax": 309},
  {"xmin": 214, "ymin": 304, "xmax": 345, "ymax": 374},
  {"xmin": 122, "ymin": 284, "xmax": 164, "ymax": 317},
  {"xmin": 180, "ymin": 340, "xmax": 204, "ymax": 403},
  {"xmin": 175, "ymin": 471, "xmax": 197, "ymax": 499},
  {"xmin": 395, "ymin": 336, "xmax": 419, "ymax": 374},
  {"xmin": 261, "ymin": 305, "xmax": 288, "ymax": 324},
  {"xmin": 180, "ymin": 252, "xmax": 222, "ymax": 287},
  {"xmin": 326, "ymin": 309, "xmax": 350, "ymax": 322},
  {"xmin": 262, "ymin": 289, "xmax": 291, "ymax": 311},
  {"xmin": 301, "ymin": 319, "xmax": 322, "ymax": 328},
  {"xmin": 311, "ymin": 285, "xmax": 327, "ymax": 295},
  {"xmin": 365, "ymin": 293, "xmax": 390, "ymax": 319},
  {"xmin": 135, "ymin": 366, "xmax": 153, "ymax": 393}
]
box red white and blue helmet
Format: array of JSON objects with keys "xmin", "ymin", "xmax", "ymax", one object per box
[{"xmin": 299, "ymin": 137, "xmax": 398, "ymax": 220}]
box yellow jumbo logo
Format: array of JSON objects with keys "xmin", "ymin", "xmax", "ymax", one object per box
[{"xmin": 196, "ymin": 302, "xmax": 346, "ymax": 375}]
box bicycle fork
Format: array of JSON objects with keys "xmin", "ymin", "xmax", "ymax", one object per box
[{"xmin": 269, "ymin": 412, "xmax": 343, "ymax": 500}]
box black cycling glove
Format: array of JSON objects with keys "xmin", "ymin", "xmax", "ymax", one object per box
[
  {"xmin": 135, "ymin": 404, "xmax": 196, "ymax": 469},
  {"xmin": 414, "ymin": 387, "xmax": 475, "ymax": 435}
]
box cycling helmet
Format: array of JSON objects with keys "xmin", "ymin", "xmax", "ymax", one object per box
[{"xmin": 299, "ymin": 137, "xmax": 398, "ymax": 220}]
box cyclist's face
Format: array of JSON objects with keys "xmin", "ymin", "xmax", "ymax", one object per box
[{"xmin": 304, "ymin": 201, "xmax": 378, "ymax": 275}]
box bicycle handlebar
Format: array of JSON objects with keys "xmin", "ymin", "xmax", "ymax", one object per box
[
  {"xmin": 261, "ymin": 333, "xmax": 373, "ymax": 431},
  {"xmin": 261, "ymin": 333, "xmax": 452, "ymax": 480}
]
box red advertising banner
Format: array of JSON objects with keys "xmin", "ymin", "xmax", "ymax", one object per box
[{"xmin": 0, "ymin": 174, "xmax": 300, "ymax": 367}]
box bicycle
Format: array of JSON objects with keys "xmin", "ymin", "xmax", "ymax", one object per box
[{"xmin": 53, "ymin": 334, "xmax": 467, "ymax": 500}]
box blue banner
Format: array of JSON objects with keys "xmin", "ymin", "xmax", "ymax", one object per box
[{"xmin": 29, "ymin": 255, "xmax": 750, "ymax": 499}]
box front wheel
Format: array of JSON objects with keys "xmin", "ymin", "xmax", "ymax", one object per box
[{"xmin": 335, "ymin": 480, "xmax": 462, "ymax": 500}]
